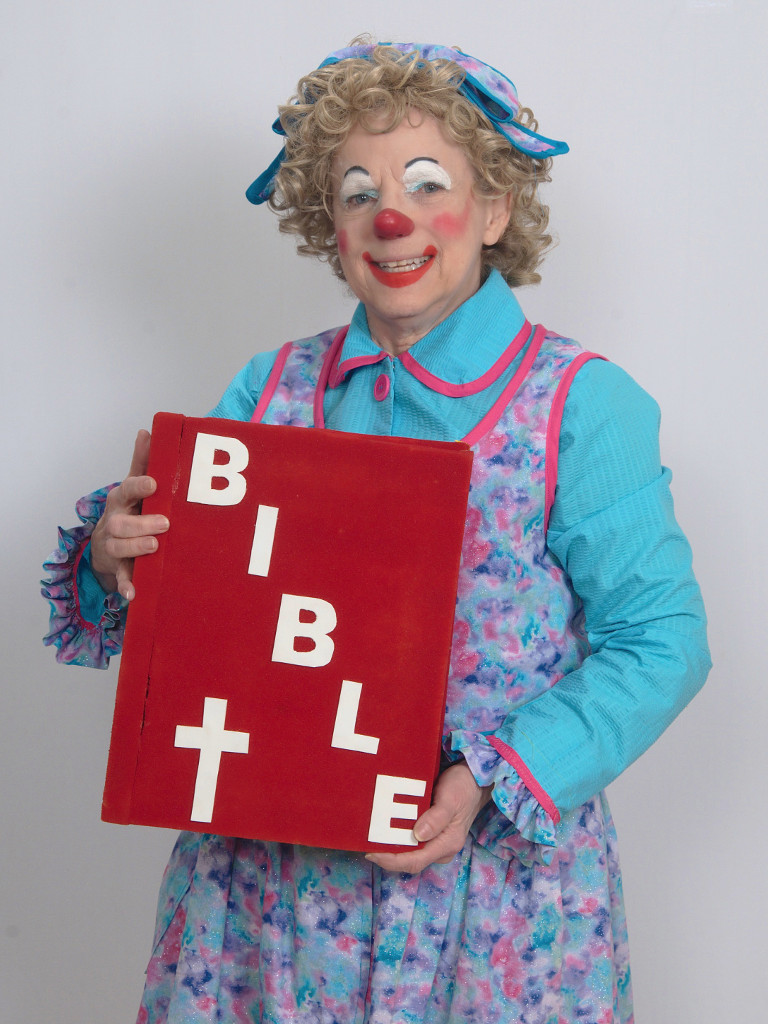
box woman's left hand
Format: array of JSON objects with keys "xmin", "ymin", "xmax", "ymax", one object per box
[{"xmin": 365, "ymin": 762, "xmax": 492, "ymax": 874}]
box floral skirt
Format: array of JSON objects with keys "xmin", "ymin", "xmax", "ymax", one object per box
[{"xmin": 137, "ymin": 794, "xmax": 632, "ymax": 1024}]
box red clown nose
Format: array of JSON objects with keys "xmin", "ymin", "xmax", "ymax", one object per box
[{"xmin": 373, "ymin": 208, "xmax": 415, "ymax": 239}]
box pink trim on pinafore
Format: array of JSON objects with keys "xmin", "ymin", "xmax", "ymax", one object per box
[
  {"xmin": 250, "ymin": 341, "xmax": 295, "ymax": 424},
  {"xmin": 313, "ymin": 328, "xmax": 349, "ymax": 428},
  {"xmin": 461, "ymin": 324, "xmax": 546, "ymax": 446},
  {"xmin": 543, "ymin": 351, "xmax": 605, "ymax": 533}
]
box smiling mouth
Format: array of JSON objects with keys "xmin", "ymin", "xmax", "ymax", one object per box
[
  {"xmin": 364, "ymin": 246, "xmax": 437, "ymax": 288},
  {"xmin": 374, "ymin": 255, "xmax": 432, "ymax": 272}
]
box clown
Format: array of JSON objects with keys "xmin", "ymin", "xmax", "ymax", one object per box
[{"xmin": 43, "ymin": 42, "xmax": 709, "ymax": 1024}]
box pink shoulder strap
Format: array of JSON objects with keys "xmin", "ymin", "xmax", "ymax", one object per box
[
  {"xmin": 462, "ymin": 324, "xmax": 545, "ymax": 446},
  {"xmin": 544, "ymin": 351, "xmax": 606, "ymax": 533},
  {"xmin": 250, "ymin": 342, "xmax": 294, "ymax": 424},
  {"xmin": 312, "ymin": 327, "xmax": 349, "ymax": 429}
]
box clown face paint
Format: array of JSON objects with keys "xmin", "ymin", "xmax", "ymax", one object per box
[
  {"xmin": 332, "ymin": 114, "xmax": 511, "ymax": 355},
  {"xmin": 402, "ymin": 159, "xmax": 453, "ymax": 195}
]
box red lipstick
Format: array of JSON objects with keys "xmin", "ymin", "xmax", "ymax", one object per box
[{"xmin": 363, "ymin": 246, "xmax": 437, "ymax": 289}]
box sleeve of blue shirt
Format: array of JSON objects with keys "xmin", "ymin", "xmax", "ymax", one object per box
[
  {"xmin": 208, "ymin": 349, "xmax": 280, "ymax": 420},
  {"xmin": 488, "ymin": 358, "xmax": 711, "ymax": 816}
]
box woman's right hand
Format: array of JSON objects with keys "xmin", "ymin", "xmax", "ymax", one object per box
[{"xmin": 90, "ymin": 429, "xmax": 169, "ymax": 601}]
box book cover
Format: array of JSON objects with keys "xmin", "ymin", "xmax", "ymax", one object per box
[{"xmin": 102, "ymin": 413, "xmax": 473, "ymax": 852}]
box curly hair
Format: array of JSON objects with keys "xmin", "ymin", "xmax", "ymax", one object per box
[{"xmin": 268, "ymin": 45, "xmax": 553, "ymax": 287}]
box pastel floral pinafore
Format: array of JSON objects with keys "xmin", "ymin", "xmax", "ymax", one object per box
[{"xmin": 138, "ymin": 325, "xmax": 633, "ymax": 1024}]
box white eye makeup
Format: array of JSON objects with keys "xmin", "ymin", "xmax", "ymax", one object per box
[
  {"xmin": 402, "ymin": 159, "xmax": 452, "ymax": 194},
  {"xmin": 339, "ymin": 167, "xmax": 379, "ymax": 207}
]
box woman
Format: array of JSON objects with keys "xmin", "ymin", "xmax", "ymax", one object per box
[{"xmin": 43, "ymin": 42, "xmax": 710, "ymax": 1024}]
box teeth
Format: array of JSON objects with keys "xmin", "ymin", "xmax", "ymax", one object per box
[{"xmin": 376, "ymin": 255, "xmax": 431, "ymax": 272}]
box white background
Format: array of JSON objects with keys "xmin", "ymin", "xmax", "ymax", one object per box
[{"xmin": 2, "ymin": 2, "xmax": 766, "ymax": 1021}]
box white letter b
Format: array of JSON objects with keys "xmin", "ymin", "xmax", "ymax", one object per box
[
  {"xmin": 187, "ymin": 432, "xmax": 249, "ymax": 506},
  {"xmin": 271, "ymin": 594, "xmax": 337, "ymax": 667}
]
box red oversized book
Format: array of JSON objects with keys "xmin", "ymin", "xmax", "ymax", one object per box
[{"xmin": 102, "ymin": 413, "xmax": 473, "ymax": 852}]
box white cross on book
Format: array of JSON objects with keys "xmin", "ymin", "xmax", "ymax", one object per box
[{"xmin": 174, "ymin": 697, "xmax": 250, "ymax": 822}]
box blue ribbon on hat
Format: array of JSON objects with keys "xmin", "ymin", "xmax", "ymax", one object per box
[{"xmin": 246, "ymin": 43, "xmax": 568, "ymax": 205}]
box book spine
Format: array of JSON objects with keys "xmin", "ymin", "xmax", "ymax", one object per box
[{"xmin": 101, "ymin": 413, "xmax": 185, "ymax": 824}]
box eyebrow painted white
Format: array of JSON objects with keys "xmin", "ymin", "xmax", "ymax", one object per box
[
  {"xmin": 339, "ymin": 168, "xmax": 377, "ymax": 203},
  {"xmin": 402, "ymin": 160, "xmax": 452, "ymax": 191}
]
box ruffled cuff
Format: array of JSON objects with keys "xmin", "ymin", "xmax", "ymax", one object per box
[
  {"xmin": 41, "ymin": 485, "xmax": 126, "ymax": 668},
  {"xmin": 450, "ymin": 729, "xmax": 559, "ymax": 863}
]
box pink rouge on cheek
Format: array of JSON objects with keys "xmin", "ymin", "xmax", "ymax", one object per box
[
  {"xmin": 336, "ymin": 229, "xmax": 349, "ymax": 256},
  {"xmin": 430, "ymin": 199, "xmax": 472, "ymax": 240}
]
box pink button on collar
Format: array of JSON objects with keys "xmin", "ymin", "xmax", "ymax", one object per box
[{"xmin": 374, "ymin": 373, "xmax": 390, "ymax": 401}]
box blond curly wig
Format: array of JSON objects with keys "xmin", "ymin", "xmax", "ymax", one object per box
[{"xmin": 268, "ymin": 45, "xmax": 553, "ymax": 287}]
